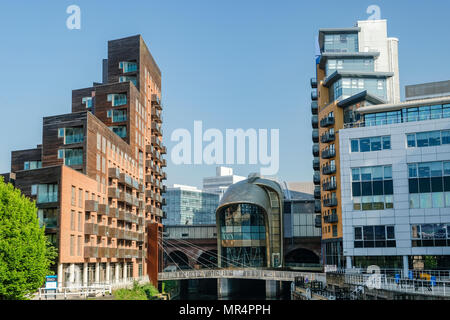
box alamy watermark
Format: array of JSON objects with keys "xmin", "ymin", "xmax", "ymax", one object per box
[
  {"xmin": 66, "ymin": 5, "xmax": 81, "ymax": 30},
  {"xmin": 170, "ymin": 121, "xmax": 279, "ymax": 176}
]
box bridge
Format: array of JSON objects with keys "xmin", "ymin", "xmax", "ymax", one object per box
[{"xmin": 158, "ymin": 269, "xmax": 326, "ymax": 282}]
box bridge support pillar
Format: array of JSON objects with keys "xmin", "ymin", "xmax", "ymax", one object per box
[
  {"xmin": 265, "ymin": 280, "xmax": 281, "ymax": 299},
  {"xmin": 217, "ymin": 278, "xmax": 230, "ymax": 298}
]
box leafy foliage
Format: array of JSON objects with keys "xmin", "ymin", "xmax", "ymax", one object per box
[
  {"xmin": 0, "ymin": 177, "xmax": 57, "ymax": 300},
  {"xmin": 114, "ymin": 282, "xmax": 161, "ymax": 300}
]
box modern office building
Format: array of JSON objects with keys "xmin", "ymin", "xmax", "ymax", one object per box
[
  {"xmin": 339, "ymin": 80, "xmax": 450, "ymax": 272},
  {"xmin": 311, "ymin": 19, "xmax": 400, "ymax": 268},
  {"xmin": 216, "ymin": 174, "xmax": 284, "ymax": 268},
  {"xmin": 2, "ymin": 35, "xmax": 166, "ymax": 286},
  {"xmin": 202, "ymin": 166, "xmax": 246, "ymax": 199},
  {"xmin": 163, "ymin": 184, "xmax": 219, "ymax": 225}
]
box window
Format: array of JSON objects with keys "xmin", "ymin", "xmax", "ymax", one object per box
[
  {"xmin": 350, "ymin": 136, "xmax": 390, "ymax": 152},
  {"xmin": 36, "ymin": 184, "xmax": 58, "ymax": 203},
  {"xmin": 411, "ymin": 224, "xmax": 450, "ymax": 247},
  {"xmin": 70, "ymin": 210, "xmax": 75, "ymax": 231},
  {"xmin": 351, "ymin": 166, "xmax": 393, "ymax": 211},
  {"xmin": 354, "ymin": 225, "xmax": 396, "ymax": 248},
  {"xmin": 70, "ymin": 235, "xmax": 75, "ymax": 256},
  {"xmin": 24, "ymin": 161, "xmax": 42, "ymax": 170},
  {"xmin": 406, "ymin": 130, "xmax": 450, "ymax": 148},
  {"xmin": 71, "ymin": 186, "xmax": 76, "ymax": 206},
  {"xmin": 408, "ymin": 161, "xmax": 450, "ymax": 209}
]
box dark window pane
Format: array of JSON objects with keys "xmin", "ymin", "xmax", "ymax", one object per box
[
  {"xmin": 429, "ymin": 131, "xmax": 441, "ymax": 146},
  {"xmin": 382, "ymin": 136, "xmax": 391, "ymax": 149},
  {"xmin": 363, "ymin": 226, "xmax": 374, "ymax": 240},
  {"xmin": 407, "ymin": 134, "xmax": 416, "ymax": 147},
  {"xmin": 442, "ymin": 131, "xmax": 450, "ymax": 145},
  {"xmin": 417, "ymin": 132, "xmax": 429, "ymax": 147},
  {"xmin": 431, "ymin": 177, "xmax": 444, "ymax": 192},
  {"xmin": 375, "ymin": 240, "xmax": 386, "ymax": 248},
  {"xmin": 384, "ymin": 180, "xmax": 393, "ymax": 195},
  {"xmin": 351, "ymin": 140, "xmax": 359, "ymax": 152},
  {"xmin": 419, "ymin": 178, "xmax": 431, "ymax": 193},
  {"xmin": 386, "ymin": 240, "xmax": 396, "ymax": 248},
  {"xmin": 371, "ymin": 137, "xmax": 382, "ymax": 151},
  {"xmin": 387, "ymin": 226, "xmax": 395, "ymax": 239},
  {"xmin": 354, "ymin": 241, "xmax": 363, "ymax": 248},
  {"xmin": 444, "ymin": 176, "xmax": 450, "ymax": 192},
  {"xmin": 375, "ymin": 226, "xmax": 386, "ymax": 240},
  {"xmin": 360, "ymin": 139, "xmax": 370, "ymax": 152},
  {"xmin": 352, "ymin": 182, "xmax": 361, "ymax": 197},
  {"xmin": 354, "ymin": 227, "xmax": 362, "ymax": 240},
  {"xmin": 408, "ymin": 179, "xmax": 419, "ymax": 193},
  {"xmin": 364, "ymin": 241, "xmax": 375, "ymax": 248},
  {"xmin": 362, "ymin": 182, "xmax": 372, "ymax": 196},
  {"xmin": 373, "ymin": 181, "xmax": 383, "ymax": 195}
]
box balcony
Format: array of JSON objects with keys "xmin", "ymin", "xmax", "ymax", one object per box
[
  {"xmin": 323, "ymin": 198, "xmax": 338, "ymax": 207},
  {"xmin": 313, "ymin": 157, "xmax": 320, "ymax": 171},
  {"xmin": 314, "ymin": 186, "xmax": 321, "ymax": 199},
  {"xmin": 311, "ymin": 101, "xmax": 318, "ymax": 115},
  {"xmin": 84, "ymin": 246, "xmax": 98, "ymax": 258},
  {"xmin": 313, "ymin": 171, "xmax": 321, "ymax": 185},
  {"xmin": 321, "ymin": 132, "xmax": 335, "ymax": 143},
  {"xmin": 160, "ymin": 146, "xmax": 167, "ymax": 154},
  {"xmin": 311, "ymin": 115, "xmax": 318, "ymax": 129},
  {"xmin": 98, "ymin": 204, "xmax": 110, "ymax": 216},
  {"xmin": 108, "ymin": 167, "xmax": 120, "ymax": 179},
  {"xmin": 322, "ymin": 165, "xmax": 336, "ymax": 175},
  {"xmin": 152, "ymin": 107, "xmax": 162, "ymax": 123},
  {"xmin": 314, "ymin": 200, "xmax": 321, "ymax": 213},
  {"xmin": 151, "ymin": 122, "xmax": 162, "ymax": 137},
  {"xmin": 311, "ymin": 90, "xmax": 318, "ymax": 101},
  {"xmin": 161, "ymin": 172, "xmax": 167, "ymax": 180},
  {"xmin": 315, "ymin": 215, "xmax": 322, "ymax": 228},
  {"xmin": 312, "ymin": 144, "xmax": 319, "ymax": 157},
  {"xmin": 321, "ymin": 148, "xmax": 335, "ymax": 159},
  {"xmin": 160, "ymin": 159, "xmax": 167, "ymax": 167},
  {"xmin": 119, "ymin": 191, "xmax": 134, "ymax": 206},
  {"xmin": 310, "ymin": 77, "xmax": 317, "ymax": 89},
  {"xmin": 119, "ymin": 173, "xmax": 133, "ymax": 188},
  {"xmin": 323, "ymin": 181, "xmax": 337, "ymax": 191},
  {"xmin": 109, "ymin": 207, "xmax": 119, "ymax": 219},
  {"xmin": 312, "ymin": 129, "xmax": 319, "ymax": 143},
  {"xmin": 151, "ymin": 94, "xmax": 162, "ymax": 109},
  {"xmin": 84, "ymin": 223, "xmax": 98, "ymax": 235},
  {"xmin": 324, "ymin": 212, "xmax": 339, "ymax": 224},
  {"xmin": 320, "ymin": 116, "xmax": 335, "ymax": 128},
  {"xmin": 85, "ymin": 200, "xmax": 98, "ymax": 212},
  {"xmin": 98, "ymin": 225, "xmax": 109, "ymax": 237},
  {"xmin": 107, "ymin": 186, "xmax": 119, "ymax": 199},
  {"xmin": 161, "ymin": 185, "xmax": 167, "ymax": 193}
]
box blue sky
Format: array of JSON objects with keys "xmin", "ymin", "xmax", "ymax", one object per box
[{"xmin": 0, "ymin": 0, "xmax": 449, "ymax": 188}]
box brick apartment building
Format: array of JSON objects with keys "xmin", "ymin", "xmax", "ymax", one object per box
[{"xmin": 1, "ymin": 35, "xmax": 166, "ymax": 287}]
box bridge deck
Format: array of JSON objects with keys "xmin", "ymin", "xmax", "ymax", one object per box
[{"xmin": 158, "ymin": 269, "xmax": 326, "ymax": 282}]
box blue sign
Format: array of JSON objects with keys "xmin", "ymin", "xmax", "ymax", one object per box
[
  {"xmin": 45, "ymin": 275, "xmax": 57, "ymax": 290},
  {"xmin": 431, "ymin": 276, "xmax": 436, "ymax": 286},
  {"xmin": 408, "ymin": 270, "xmax": 413, "ymax": 279},
  {"xmin": 395, "ymin": 274, "xmax": 400, "ymax": 283}
]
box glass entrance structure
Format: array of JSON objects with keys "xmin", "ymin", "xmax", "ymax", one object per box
[{"xmin": 216, "ymin": 175, "xmax": 284, "ymax": 269}]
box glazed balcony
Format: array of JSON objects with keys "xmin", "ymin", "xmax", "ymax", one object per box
[
  {"xmin": 312, "ymin": 129, "xmax": 319, "ymax": 143},
  {"xmin": 312, "ymin": 143, "xmax": 319, "ymax": 157},
  {"xmin": 323, "ymin": 198, "xmax": 338, "ymax": 207},
  {"xmin": 84, "ymin": 223, "xmax": 98, "ymax": 235},
  {"xmin": 315, "ymin": 215, "xmax": 322, "ymax": 228},
  {"xmin": 314, "ymin": 200, "xmax": 321, "ymax": 213},
  {"xmin": 310, "ymin": 77, "xmax": 317, "ymax": 89},
  {"xmin": 321, "ymin": 132, "xmax": 335, "ymax": 143},
  {"xmin": 313, "ymin": 157, "xmax": 320, "ymax": 171},
  {"xmin": 324, "ymin": 212, "xmax": 339, "ymax": 224},
  {"xmin": 311, "ymin": 115, "xmax": 318, "ymax": 129},
  {"xmin": 98, "ymin": 204, "xmax": 110, "ymax": 216},
  {"xmin": 321, "ymin": 148, "xmax": 336, "ymax": 159},
  {"xmin": 320, "ymin": 116, "xmax": 335, "ymax": 128},
  {"xmin": 322, "ymin": 164, "xmax": 336, "ymax": 175},
  {"xmin": 311, "ymin": 101, "xmax": 318, "ymax": 115},
  {"xmin": 108, "ymin": 186, "xmax": 120, "ymax": 199},
  {"xmin": 313, "ymin": 171, "xmax": 321, "ymax": 185},
  {"xmin": 323, "ymin": 181, "xmax": 337, "ymax": 191},
  {"xmin": 311, "ymin": 89, "xmax": 318, "ymax": 101},
  {"xmin": 314, "ymin": 186, "xmax": 321, "ymax": 199},
  {"xmin": 85, "ymin": 200, "xmax": 98, "ymax": 212}
]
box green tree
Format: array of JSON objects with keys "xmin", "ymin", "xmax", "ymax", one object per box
[{"xmin": 0, "ymin": 177, "xmax": 57, "ymax": 300}]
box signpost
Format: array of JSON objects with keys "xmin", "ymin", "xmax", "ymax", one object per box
[{"xmin": 45, "ymin": 275, "xmax": 58, "ymax": 299}]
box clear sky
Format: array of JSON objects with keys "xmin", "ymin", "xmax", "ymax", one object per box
[{"xmin": 0, "ymin": 0, "xmax": 449, "ymax": 189}]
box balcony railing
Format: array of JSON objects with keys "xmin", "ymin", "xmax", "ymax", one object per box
[
  {"xmin": 321, "ymin": 149, "xmax": 336, "ymax": 159},
  {"xmin": 310, "ymin": 77, "xmax": 317, "ymax": 89},
  {"xmin": 311, "ymin": 90, "xmax": 318, "ymax": 101},
  {"xmin": 314, "ymin": 200, "xmax": 321, "ymax": 213},
  {"xmin": 324, "ymin": 213, "xmax": 338, "ymax": 224},
  {"xmin": 322, "ymin": 165, "xmax": 336, "ymax": 175},
  {"xmin": 314, "ymin": 215, "xmax": 322, "ymax": 228},
  {"xmin": 108, "ymin": 186, "xmax": 120, "ymax": 199},
  {"xmin": 312, "ymin": 129, "xmax": 319, "ymax": 143},
  {"xmin": 320, "ymin": 116, "xmax": 335, "ymax": 128},
  {"xmin": 323, "ymin": 181, "xmax": 337, "ymax": 191},
  {"xmin": 85, "ymin": 200, "xmax": 98, "ymax": 212},
  {"xmin": 313, "ymin": 158, "xmax": 320, "ymax": 171},
  {"xmin": 108, "ymin": 167, "xmax": 120, "ymax": 179},
  {"xmin": 312, "ymin": 144, "xmax": 319, "ymax": 157},
  {"xmin": 311, "ymin": 115, "xmax": 318, "ymax": 129},
  {"xmin": 313, "ymin": 172, "xmax": 321, "ymax": 185},
  {"xmin": 311, "ymin": 101, "xmax": 318, "ymax": 115},
  {"xmin": 323, "ymin": 198, "xmax": 338, "ymax": 207},
  {"xmin": 321, "ymin": 132, "xmax": 335, "ymax": 143},
  {"xmin": 314, "ymin": 187, "xmax": 321, "ymax": 199}
]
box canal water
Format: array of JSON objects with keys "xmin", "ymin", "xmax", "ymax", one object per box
[{"xmin": 174, "ymin": 279, "xmax": 291, "ymax": 300}]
